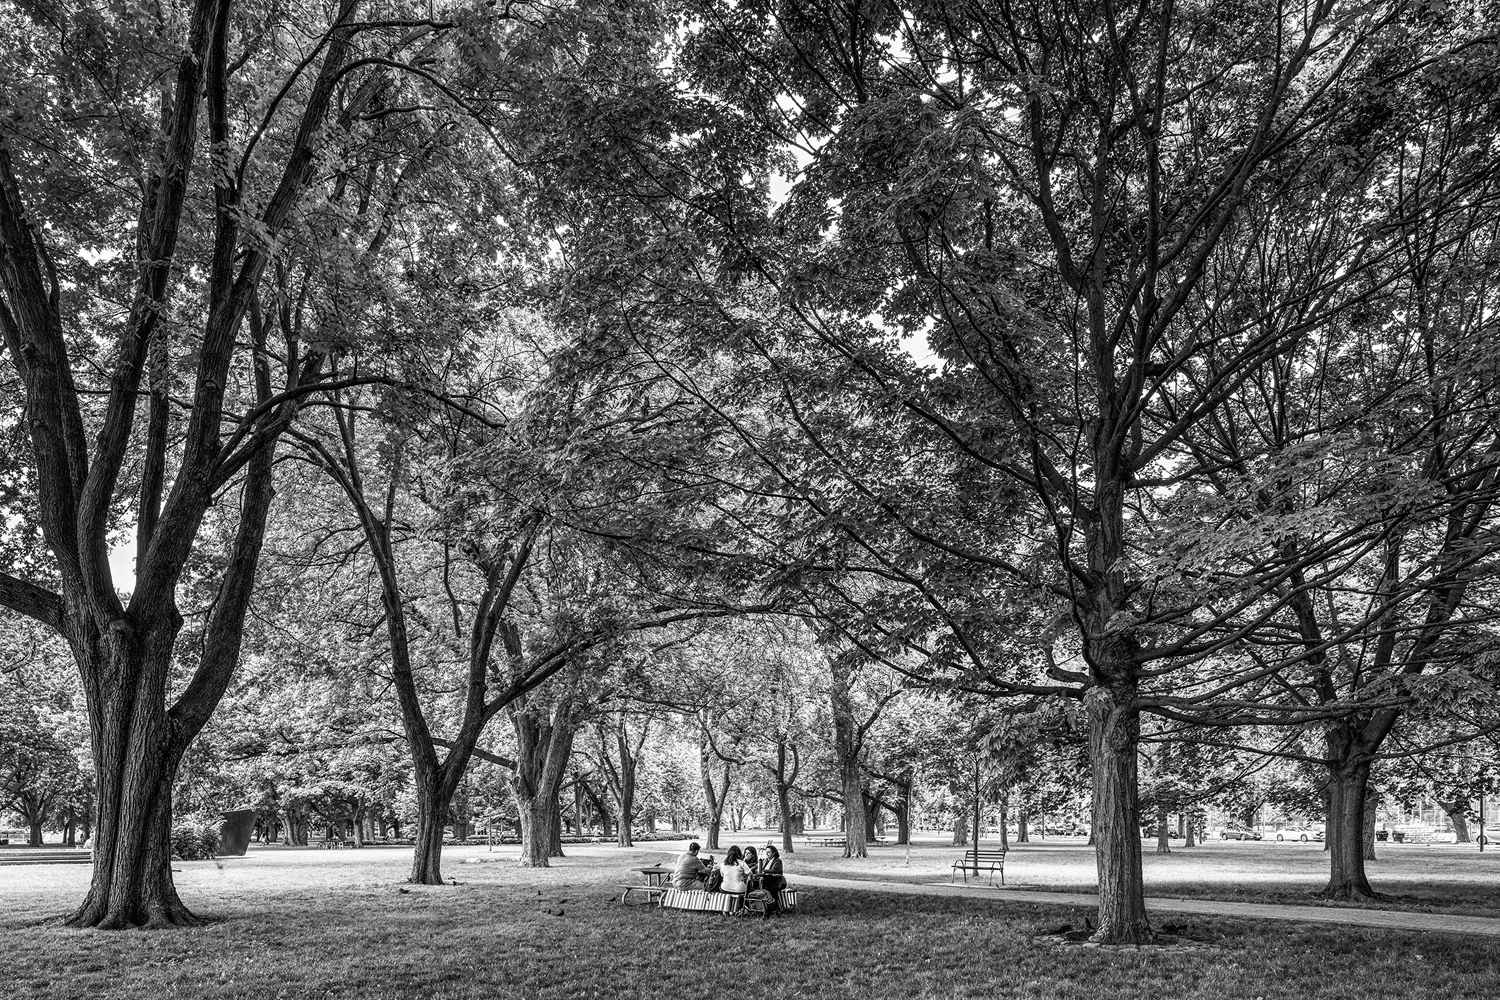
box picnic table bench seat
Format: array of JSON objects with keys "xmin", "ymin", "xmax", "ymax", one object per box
[
  {"xmin": 657, "ymin": 887, "xmax": 805, "ymax": 914},
  {"xmin": 951, "ymin": 848, "xmax": 1007, "ymax": 885},
  {"xmin": 617, "ymin": 884, "xmax": 668, "ymax": 905},
  {"xmin": 661, "ymin": 887, "xmax": 744, "ymax": 913}
]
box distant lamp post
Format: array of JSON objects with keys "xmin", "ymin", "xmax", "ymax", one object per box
[{"xmin": 1480, "ymin": 770, "xmax": 1487, "ymax": 853}]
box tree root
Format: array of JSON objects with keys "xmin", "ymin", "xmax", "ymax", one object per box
[{"xmin": 65, "ymin": 899, "xmax": 202, "ymax": 929}]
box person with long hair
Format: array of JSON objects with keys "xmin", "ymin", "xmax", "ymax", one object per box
[{"xmin": 718, "ymin": 845, "xmax": 751, "ymax": 894}]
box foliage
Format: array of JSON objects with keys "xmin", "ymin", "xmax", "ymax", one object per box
[{"xmin": 169, "ymin": 820, "xmax": 221, "ymax": 862}]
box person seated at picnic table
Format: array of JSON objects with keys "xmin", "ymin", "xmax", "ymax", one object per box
[
  {"xmin": 759, "ymin": 844, "xmax": 787, "ymax": 914},
  {"xmin": 717, "ymin": 846, "xmax": 751, "ymax": 894},
  {"xmin": 673, "ymin": 842, "xmax": 711, "ymax": 890}
]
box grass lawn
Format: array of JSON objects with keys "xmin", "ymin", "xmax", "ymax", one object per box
[
  {"xmin": 1, "ymin": 843, "xmax": 1497, "ymax": 999},
  {"xmin": 786, "ymin": 834, "xmax": 1500, "ymax": 917}
]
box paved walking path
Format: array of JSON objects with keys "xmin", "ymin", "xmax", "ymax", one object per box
[{"xmin": 791, "ymin": 874, "xmax": 1500, "ymax": 938}]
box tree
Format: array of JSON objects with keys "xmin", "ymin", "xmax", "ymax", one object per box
[
  {"xmin": 826, "ymin": 650, "xmax": 902, "ymax": 859},
  {"xmin": 0, "ymin": 681, "xmax": 81, "ymax": 845},
  {"xmin": 0, "ymin": 0, "xmax": 528, "ymax": 926},
  {"xmin": 651, "ymin": 0, "xmax": 1500, "ymax": 941},
  {"xmin": 593, "ymin": 708, "xmax": 654, "ymax": 848}
]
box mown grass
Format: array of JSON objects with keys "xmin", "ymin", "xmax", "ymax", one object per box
[
  {"xmin": 1, "ymin": 848, "xmax": 1497, "ymax": 1000},
  {"xmin": 789, "ymin": 837, "xmax": 1500, "ymax": 917}
]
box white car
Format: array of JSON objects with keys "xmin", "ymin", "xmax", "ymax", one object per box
[{"xmin": 1273, "ymin": 826, "xmax": 1317, "ymax": 842}]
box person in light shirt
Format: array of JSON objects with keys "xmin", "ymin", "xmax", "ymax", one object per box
[{"xmin": 717, "ymin": 845, "xmax": 751, "ymax": 894}]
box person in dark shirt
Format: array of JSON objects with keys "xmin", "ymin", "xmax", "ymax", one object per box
[
  {"xmin": 673, "ymin": 842, "xmax": 710, "ymax": 890},
  {"xmin": 759, "ymin": 845, "xmax": 786, "ymax": 894}
]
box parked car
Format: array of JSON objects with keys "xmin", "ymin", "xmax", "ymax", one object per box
[
  {"xmin": 1220, "ymin": 826, "xmax": 1262, "ymax": 841},
  {"xmin": 1273, "ymin": 826, "xmax": 1316, "ymax": 842},
  {"xmin": 1140, "ymin": 825, "xmax": 1182, "ymax": 839}
]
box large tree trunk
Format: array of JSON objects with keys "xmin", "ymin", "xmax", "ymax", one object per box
[
  {"xmin": 70, "ymin": 674, "xmax": 195, "ymax": 929},
  {"xmin": 546, "ymin": 796, "xmax": 565, "ymax": 858},
  {"xmin": 1088, "ymin": 682, "xmax": 1153, "ymax": 944},
  {"xmin": 613, "ymin": 725, "xmax": 639, "ymax": 848},
  {"xmin": 776, "ymin": 779, "xmax": 795, "ymax": 854},
  {"xmin": 862, "ymin": 790, "xmax": 880, "ymax": 840},
  {"xmin": 67, "ymin": 624, "xmax": 212, "ymax": 929},
  {"xmin": 829, "ymin": 657, "xmax": 868, "ymax": 859},
  {"xmin": 517, "ymin": 796, "xmax": 553, "ymax": 866},
  {"xmin": 24, "ymin": 800, "xmax": 46, "ymax": 847},
  {"xmin": 510, "ymin": 694, "xmax": 576, "ymax": 868},
  {"xmin": 952, "ymin": 814, "xmax": 968, "ymax": 846},
  {"xmin": 841, "ymin": 761, "xmax": 869, "ymax": 857},
  {"xmin": 1017, "ymin": 810, "xmax": 1030, "ymax": 843},
  {"xmin": 698, "ymin": 745, "xmax": 730, "ymax": 850},
  {"xmin": 1321, "ymin": 749, "xmax": 1380, "ymax": 901},
  {"xmin": 1155, "ymin": 805, "xmax": 1171, "ymax": 855},
  {"xmin": 1441, "ymin": 801, "xmax": 1471, "ymax": 844},
  {"xmin": 894, "ymin": 777, "xmax": 911, "ymax": 846},
  {"xmin": 616, "ymin": 777, "xmax": 636, "ymax": 848},
  {"xmin": 410, "ymin": 774, "xmax": 454, "ymax": 885}
]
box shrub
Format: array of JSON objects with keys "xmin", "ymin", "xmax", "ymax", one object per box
[{"xmin": 171, "ymin": 820, "xmax": 221, "ymax": 860}]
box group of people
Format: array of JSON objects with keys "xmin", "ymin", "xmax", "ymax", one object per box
[{"xmin": 672, "ymin": 841, "xmax": 787, "ymax": 914}]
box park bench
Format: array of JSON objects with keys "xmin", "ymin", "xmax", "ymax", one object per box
[
  {"xmin": 617, "ymin": 884, "xmax": 668, "ymax": 905},
  {"xmin": 802, "ymin": 835, "xmax": 848, "ymax": 848},
  {"xmin": 950, "ymin": 848, "xmax": 1007, "ymax": 886}
]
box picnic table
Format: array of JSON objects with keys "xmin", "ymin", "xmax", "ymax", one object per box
[
  {"xmin": 635, "ymin": 865, "xmax": 673, "ymax": 886},
  {"xmin": 619, "ymin": 865, "xmax": 675, "ymax": 905},
  {"xmin": 803, "ymin": 835, "xmax": 848, "ymax": 848}
]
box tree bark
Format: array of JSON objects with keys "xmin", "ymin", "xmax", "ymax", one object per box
[
  {"xmin": 1017, "ymin": 810, "xmax": 1029, "ymax": 843},
  {"xmin": 1320, "ymin": 749, "xmax": 1381, "ymax": 901},
  {"xmin": 600, "ymin": 717, "xmax": 645, "ymax": 848},
  {"xmin": 1088, "ymin": 681, "xmax": 1153, "ymax": 943},
  {"xmin": 768, "ymin": 738, "xmax": 800, "ymax": 854},
  {"xmin": 862, "ymin": 790, "xmax": 880, "ymax": 840},
  {"xmin": 894, "ymin": 785, "xmax": 911, "ymax": 845},
  {"xmin": 545, "ymin": 795, "xmax": 565, "ymax": 858},
  {"xmin": 1441, "ymin": 801, "xmax": 1471, "ymax": 844},
  {"xmin": 829, "ymin": 657, "xmax": 868, "ymax": 859},
  {"xmin": 517, "ymin": 796, "xmax": 553, "ymax": 866},
  {"xmin": 1155, "ymin": 805, "xmax": 1171, "ymax": 855},
  {"xmin": 510, "ymin": 692, "xmax": 577, "ymax": 868},
  {"xmin": 615, "ymin": 769, "xmax": 636, "ymax": 848},
  {"xmin": 698, "ymin": 743, "xmax": 731, "ymax": 850},
  {"xmin": 70, "ymin": 643, "xmax": 197, "ymax": 929},
  {"xmin": 952, "ymin": 814, "xmax": 968, "ymax": 846},
  {"xmin": 410, "ymin": 775, "xmax": 454, "ymax": 885},
  {"xmin": 776, "ymin": 781, "xmax": 795, "ymax": 854}
]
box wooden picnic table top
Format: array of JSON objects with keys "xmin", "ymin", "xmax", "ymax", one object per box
[{"xmin": 635, "ymin": 865, "xmax": 674, "ymax": 885}]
